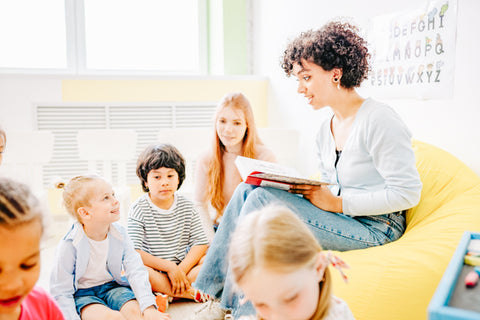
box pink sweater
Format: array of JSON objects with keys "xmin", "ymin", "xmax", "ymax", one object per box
[
  {"xmin": 194, "ymin": 145, "xmax": 276, "ymax": 212},
  {"xmin": 20, "ymin": 286, "xmax": 64, "ymax": 320}
]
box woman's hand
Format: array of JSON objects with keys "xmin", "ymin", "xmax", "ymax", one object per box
[
  {"xmin": 289, "ymin": 184, "xmax": 343, "ymax": 213},
  {"xmin": 166, "ymin": 262, "xmax": 190, "ymax": 295},
  {"xmin": 143, "ymin": 306, "xmax": 171, "ymax": 320}
]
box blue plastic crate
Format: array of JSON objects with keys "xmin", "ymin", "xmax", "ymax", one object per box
[{"xmin": 428, "ymin": 231, "xmax": 480, "ymax": 319}]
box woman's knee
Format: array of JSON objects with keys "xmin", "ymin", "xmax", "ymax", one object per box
[
  {"xmin": 233, "ymin": 182, "xmax": 256, "ymax": 198},
  {"xmin": 243, "ymin": 187, "xmax": 284, "ymax": 210}
]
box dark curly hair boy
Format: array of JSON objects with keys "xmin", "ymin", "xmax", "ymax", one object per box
[{"xmin": 136, "ymin": 143, "xmax": 186, "ymax": 192}]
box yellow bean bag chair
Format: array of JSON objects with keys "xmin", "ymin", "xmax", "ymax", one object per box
[{"xmin": 330, "ymin": 140, "xmax": 480, "ymax": 320}]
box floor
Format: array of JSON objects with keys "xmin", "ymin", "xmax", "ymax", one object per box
[{"xmin": 39, "ymin": 215, "xmax": 201, "ymax": 319}]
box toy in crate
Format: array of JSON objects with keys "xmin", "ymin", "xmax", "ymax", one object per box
[{"xmin": 428, "ymin": 232, "xmax": 480, "ymax": 319}]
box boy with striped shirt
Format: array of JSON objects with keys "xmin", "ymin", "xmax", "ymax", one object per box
[{"xmin": 128, "ymin": 144, "xmax": 209, "ymax": 304}]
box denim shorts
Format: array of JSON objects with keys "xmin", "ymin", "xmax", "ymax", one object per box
[{"xmin": 74, "ymin": 281, "xmax": 136, "ymax": 314}]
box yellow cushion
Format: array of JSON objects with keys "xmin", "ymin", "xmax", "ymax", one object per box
[{"xmin": 330, "ymin": 141, "xmax": 480, "ymax": 320}]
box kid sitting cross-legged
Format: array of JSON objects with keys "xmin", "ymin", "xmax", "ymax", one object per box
[
  {"xmin": 50, "ymin": 174, "xmax": 170, "ymax": 320},
  {"xmin": 0, "ymin": 177, "xmax": 64, "ymax": 320},
  {"xmin": 128, "ymin": 144, "xmax": 209, "ymax": 303}
]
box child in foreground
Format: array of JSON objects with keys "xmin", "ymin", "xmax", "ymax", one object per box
[
  {"xmin": 229, "ymin": 206, "xmax": 355, "ymax": 320},
  {"xmin": 128, "ymin": 144, "xmax": 209, "ymax": 303},
  {"xmin": 50, "ymin": 174, "xmax": 170, "ymax": 320},
  {"xmin": 0, "ymin": 177, "xmax": 64, "ymax": 320}
]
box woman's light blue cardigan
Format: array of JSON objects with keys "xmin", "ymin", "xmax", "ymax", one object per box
[{"xmin": 317, "ymin": 98, "xmax": 422, "ymax": 216}]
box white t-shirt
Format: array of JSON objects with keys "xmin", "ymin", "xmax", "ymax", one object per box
[
  {"xmin": 77, "ymin": 236, "xmax": 113, "ymax": 289},
  {"xmin": 324, "ymin": 295, "xmax": 355, "ymax": 320}
]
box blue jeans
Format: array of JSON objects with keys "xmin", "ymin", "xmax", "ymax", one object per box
[{"xmin": 193, "ymin": 183, "xmax": 405, "ymax": 317}]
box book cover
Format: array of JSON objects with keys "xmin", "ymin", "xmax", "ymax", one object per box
[{"xmin": 234, "ymin": 156, "xmax": 329, "ymax": 191}]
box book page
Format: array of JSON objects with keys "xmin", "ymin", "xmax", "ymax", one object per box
[
  {"xmin": 235, "ymin": 156, "xmax": 301, "ymax": 180},
  {"xmin": 251, "ymin": 173, "xmax": 328, "ymax": 186}
]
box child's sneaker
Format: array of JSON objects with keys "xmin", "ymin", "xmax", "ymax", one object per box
[
  {"xmin": 190, "ymin": 299, "xmax": 227, "ymax": 320},
  {"xmin": 154, "ymin": 292, "xmax": 170, "ymax": 312}
]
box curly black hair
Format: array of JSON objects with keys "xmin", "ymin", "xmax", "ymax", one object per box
[
  {"xmin": 281, "ymin": 20, "xmax": 370, "ymax": 89},
  {"xmin": 136, "ymin": 144, "xmax": 186, "ymax": 192}
]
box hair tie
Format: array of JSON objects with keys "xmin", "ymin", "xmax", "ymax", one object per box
[{"xmin": 325, "ymin": 251, "xmax": 349, "ymax": 283}]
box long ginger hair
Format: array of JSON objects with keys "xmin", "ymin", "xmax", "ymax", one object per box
[{"xmin": 205, "ymin": 92, "xmax": 262, "ymax": 222}]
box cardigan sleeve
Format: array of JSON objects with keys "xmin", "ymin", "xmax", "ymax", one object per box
[
  {"xmin": 49, "ymin": 239, "xmax": 81, "ymax": 320},
  {"xmin": 342, "ymin": 107, "xmax": 422, "ymax": 216}
]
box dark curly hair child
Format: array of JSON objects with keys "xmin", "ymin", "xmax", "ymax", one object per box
[
  {"xmin": 136, "ymin": 144, "xmax": 186, "ymax": 192},
  {"xmin": 129, "ymin": 143, "xmax": 209, "ymax": 303},
  {"xmin": 0, "ymin": 177, "xmax": 65, "ymax": 319}
]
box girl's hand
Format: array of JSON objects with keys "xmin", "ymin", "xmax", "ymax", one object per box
[
  {"xmin": 166, "ymin": 262, "xmax": 190, "ymax": 295},
  {"xmin": 143, "ymin": 306, "xmax": 171, "ymax": 320},
  {"xmin": 289, "ymin": 184, "xmax": 342, "ymax": 213}
]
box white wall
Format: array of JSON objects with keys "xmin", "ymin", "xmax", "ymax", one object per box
[
  {"xmin": 0, "ymin": 0, "xmax": 478, "ymax": 178},
  {"xmin": 0, "ymin": 76, "xmax": 63, "ymax": 132},
  {"xmin": 252, "ymin": 0, "xmax": 480, "ymax": 176}
]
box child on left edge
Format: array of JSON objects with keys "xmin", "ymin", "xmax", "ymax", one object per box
[
  {"xmin": 50, "ymin": 174, "xmax": 170, "ymax": 320},
  {"xmin": 128, "ymin": 144, "xmax": 209, "ymax": 302},
  {"xmin": 229, "ymin": 205, "xmax": 354, "ymax": 320},
  {"xmin": 0, "ymin": 125, "xmax": 6, "ymax": 166},
  {"xmin": 0, "ymin": 177, "xmax": 64, "ymax": 320}
]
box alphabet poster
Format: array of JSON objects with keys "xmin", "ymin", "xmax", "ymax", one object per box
[{"xmin": 365, "ymin": 0, "xmax": 457, "ymax": 99}]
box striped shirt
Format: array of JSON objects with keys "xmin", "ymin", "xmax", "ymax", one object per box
[{"xmin": 128, "ymin": 193, "xmax": 208, "ymax": 264}]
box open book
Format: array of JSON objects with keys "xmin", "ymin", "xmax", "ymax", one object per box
[{"xmin": 234, "ymin": 156, "xmax": 330, "ymax": 191}]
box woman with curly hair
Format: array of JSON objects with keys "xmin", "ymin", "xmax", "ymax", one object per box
[{"xmin": 191, "ymin": 20, "xmax": 422, "ymax": 319}]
